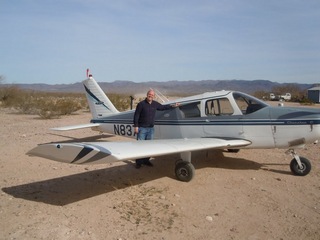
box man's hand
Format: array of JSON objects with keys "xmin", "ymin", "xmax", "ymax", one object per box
[{"xmin": 171, "ymin": 103, "xmax": 180, "ymax": 107}]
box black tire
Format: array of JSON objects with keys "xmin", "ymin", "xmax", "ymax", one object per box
[
  {"xmin": 175, "ymin": 162, "xmax": 195, "ymax": 182},
  {"xmin": 290, "ymin": 157, "xmax": 311, "ymax": 176},
  {"xmin": 227, "ymin": 149, "xmax": 240, "ymax": 153},
  {"xmin": 175, "ymin": 159, "xmax": 184, "ymax": 165}
]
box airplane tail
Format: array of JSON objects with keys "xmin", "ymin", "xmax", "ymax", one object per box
[{"xmin": 83, "ymin": 76, "xmax": 119, "ymax": 118}]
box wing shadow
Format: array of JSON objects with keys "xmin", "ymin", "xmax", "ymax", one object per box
[
  {"xmin": 2, "ymin": 161, "xmax": 167, "ymax": 206},
  {"xmin": 2, "ymin": 150, "xmax": 288, "ymax": 206},
  {"xmin": 191, "ymin": 149, "xmax": 262, "ymax": 170},
  {"xmin": 2, "ymin": 150, "xmax": 290, "ymax": 206}
]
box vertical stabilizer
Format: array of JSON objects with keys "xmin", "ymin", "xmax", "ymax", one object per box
[{"xmin": 83, "ymin": 77, "xmax": 119, "ymax": 118}]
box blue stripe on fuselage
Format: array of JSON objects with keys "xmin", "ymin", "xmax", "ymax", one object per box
[{"xmin": 91, "ymin": 118, "xmax": 320, "ymax": 126}]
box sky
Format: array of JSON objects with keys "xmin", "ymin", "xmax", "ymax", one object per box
[{"xmin": 1, "ymin": 0, "xmax": 319, "ymax": 84}]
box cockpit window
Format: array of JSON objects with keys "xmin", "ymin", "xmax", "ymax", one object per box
[
  {"xmin": 205, "ymin": 98, "xmax": 233, "ymax": 116},
  {"xmin": 233, "ymin": 92, "xmax": 268, "ymax": 115},
  {"xmin": 179, "ymin": 102, "xmax": 201, "ymax": 118}
]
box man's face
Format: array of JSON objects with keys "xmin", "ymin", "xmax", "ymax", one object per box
[{"xmin": 147, "ymin": 91, "xmax": 155, "ymax": 102}]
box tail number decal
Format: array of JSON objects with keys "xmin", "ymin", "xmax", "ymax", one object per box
[{"xmin": 114, "ymin": 124, "xmax": 134, "ymax": 136}]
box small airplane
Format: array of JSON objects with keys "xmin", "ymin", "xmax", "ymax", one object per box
[{"xmin": 27, "ymin": 75, "xmax": 320, "ymax": 182}]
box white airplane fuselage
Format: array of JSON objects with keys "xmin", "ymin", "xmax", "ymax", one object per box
[{"xmin": 89, "ymin": 90, "xmax": 320, "ymax": 150}]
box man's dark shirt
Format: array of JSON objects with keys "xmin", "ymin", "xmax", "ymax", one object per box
[{"xmin": 133, "ymin": 99, "xmax": 172, "ymax": 128}]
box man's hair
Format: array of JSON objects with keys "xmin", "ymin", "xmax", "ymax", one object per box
[{"xmin": 147, "ymin": 89, "xmax": 155, "ymax": 96}]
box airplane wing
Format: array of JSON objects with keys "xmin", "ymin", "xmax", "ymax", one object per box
[
  {"xmin": 51, "ymin": 123, "xmax": 100, "ymax": 131},
  {"xmin": 27, "ymin": 138, "xmax": 251, "ymax": 164}
]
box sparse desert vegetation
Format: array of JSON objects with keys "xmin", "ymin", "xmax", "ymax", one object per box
[
  {"xmin": 0, "ymin": 85, "xmax": 133, "ymax": 118},
  {"xmin": 0, "ymin": 86, "xmax": 86, "ymax": 118}
]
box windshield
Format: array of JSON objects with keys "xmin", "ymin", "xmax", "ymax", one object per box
[{"xmin": 233, "ymin": 92, "xmax": 269, "ymax": 115}]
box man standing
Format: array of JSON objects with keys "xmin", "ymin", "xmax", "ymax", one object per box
[{"xmin": 133, "ymin": 89, "xmax": 178, "ymax": 168}]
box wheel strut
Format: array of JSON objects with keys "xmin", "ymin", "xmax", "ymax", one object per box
[
  {"xmin": 286, "ymin": 149, "xmax": 312, "ymax": 176},
  {"xmin": 286, "ymin": 149, "xmax": 303, "ymax": 169}
]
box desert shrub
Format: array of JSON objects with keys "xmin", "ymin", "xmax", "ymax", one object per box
[
  {"xmin": 108, "ymin": 94, "xmax": 132, "ymax": 111},
  {"xmin": 0, "ymin": 85, "xmax": 137, "ymax": 117},
  {"xmin": 0, "ymin": 86, "xmax": 25, "ymax": 107},
  {"xmin": 36, "ymin": 97, "xmax": 83, "ymax": 119},
  {"xmin": 16, "ymin": 95, "xmax": 39, "ymax": 115},
  {"xmin": 0, "ymin": 86, "xmax": 86, "ymax": 118},
  {"xmin": 253, "ymin": 90, "xmax": 268, "ymax": 100}
]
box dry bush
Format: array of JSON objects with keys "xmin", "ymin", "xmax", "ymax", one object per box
[
  {"xmin": 108, "ymin": 94, "xmax": 132, "ymax": 111},
  {"xmin": 36, "ymin": 97, "xmax": 84, "ymax": 119},
  {"xmin": 0, "ymin": 86, "xmax": 24, "ymax": 107},
  {"xmin": 0, "ymin": 85, "xmax": 133, "ymax": 118},
  {"xmin": 0, "ymin": 86, "xmax": 86, "ymax": 118}
]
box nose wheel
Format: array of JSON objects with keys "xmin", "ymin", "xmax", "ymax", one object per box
[
  {"xmin": 287, "ymin": 149, "xmax": 312, "ymax": 176},
  {"xmin": 290, "ymin": 157, "xmax": 311, "ymax": 176}
]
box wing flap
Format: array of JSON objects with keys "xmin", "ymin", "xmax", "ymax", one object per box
[{"xmin": 27, "ymin": 138, "xmax": 251, "ymax": 164}]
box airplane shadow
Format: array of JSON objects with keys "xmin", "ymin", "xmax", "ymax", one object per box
[
  {"xmin": 259, "ymin": 163, "xmax": 292, "ymax": 175},
  {"xmin": 192, "ymin": 149, "xmax": 262, "ymax": 170},
  {"xmin": 2, "ymin": 150, "xmax": 290, "ymax": 206},
  {"xmin": 2, "ymin": 163, "xmax": 162, "ymax": 206}
]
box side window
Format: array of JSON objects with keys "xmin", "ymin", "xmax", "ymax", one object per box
[
  {"xmin": 179, "ymin": 102, "xmax": 201, "ymax": 118},
  {"xmin": 205, "ymin": 98, "xmax": 233, "ymax": 116}
]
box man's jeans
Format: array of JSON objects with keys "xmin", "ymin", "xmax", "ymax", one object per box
[
  {"xmin": 136, "ymin": 127, "xmax": 154, "ymax": 165},
  {"xmin": 137, "ymin": 127, "xmax": 154, "ymax": 140}
]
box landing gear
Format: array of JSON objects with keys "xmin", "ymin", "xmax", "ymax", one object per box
[
  {"xmin": 290, "ymin": 157, "xmax": 311, "ymax": 176},
  {"xmin": 287, "ymin": 149, "xmax": 312, "ymax": 176},
  {"xmin": 175, "ymin": 152, "xmax": 195, "ymax": 182},
  {"xmin": 175, "ymin": 161, "xmax": 195, "ymax": 182}
]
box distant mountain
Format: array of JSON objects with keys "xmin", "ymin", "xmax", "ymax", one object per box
[{"xmin": 2, "ymin": 79, "xmax": 315, "ymax": 96}]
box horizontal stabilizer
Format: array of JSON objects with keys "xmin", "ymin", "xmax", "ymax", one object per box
[
  {"xmin": 51, "ymin": 123, "xmax": 100, "ymax": 131},
  {"xmin": 27, "ymin": 138, "xmax": 251, "ymax": 164}
]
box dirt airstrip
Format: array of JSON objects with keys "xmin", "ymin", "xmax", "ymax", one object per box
[{"xmin": 0, "ymin": 102, "xmax": 319, "ymax": 239}]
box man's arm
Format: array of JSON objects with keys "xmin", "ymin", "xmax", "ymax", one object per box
[
  {"xmin": 133, "ymin": 102, "xmax": 142, "ymax": 134},
  {"xmin": 133, "ymin": 102, "xmax": 142, "ymax": 127},
  {"xmin": 156, "ymin": 102, "xmax": 180, "ymax": 110}
]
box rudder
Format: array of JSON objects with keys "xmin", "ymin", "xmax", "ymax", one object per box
[{"xmin": 83, "ymin": 76, "xmax": 119, "ymax": 118}]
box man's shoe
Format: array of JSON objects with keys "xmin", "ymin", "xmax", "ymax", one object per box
[{"xmin": 136, "ymin": 163, "xmax": 142, "ymax": 169}]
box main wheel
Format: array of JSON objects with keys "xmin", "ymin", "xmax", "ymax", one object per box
[
  {"xmin": 227, "ymin": 149, "xmax": 240, "ymax": 153},
  {"xmin": 175, "ymin": 161, "xmax": 195, "ymax": 182},
  {"xmin": 290, "ymin": 157, "xmax": 311, "ymax": 176}
]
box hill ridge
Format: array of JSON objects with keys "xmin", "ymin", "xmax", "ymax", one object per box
[{"xmin": 3, "ymin": 79, "xmax": 315, "ymax": 95}]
